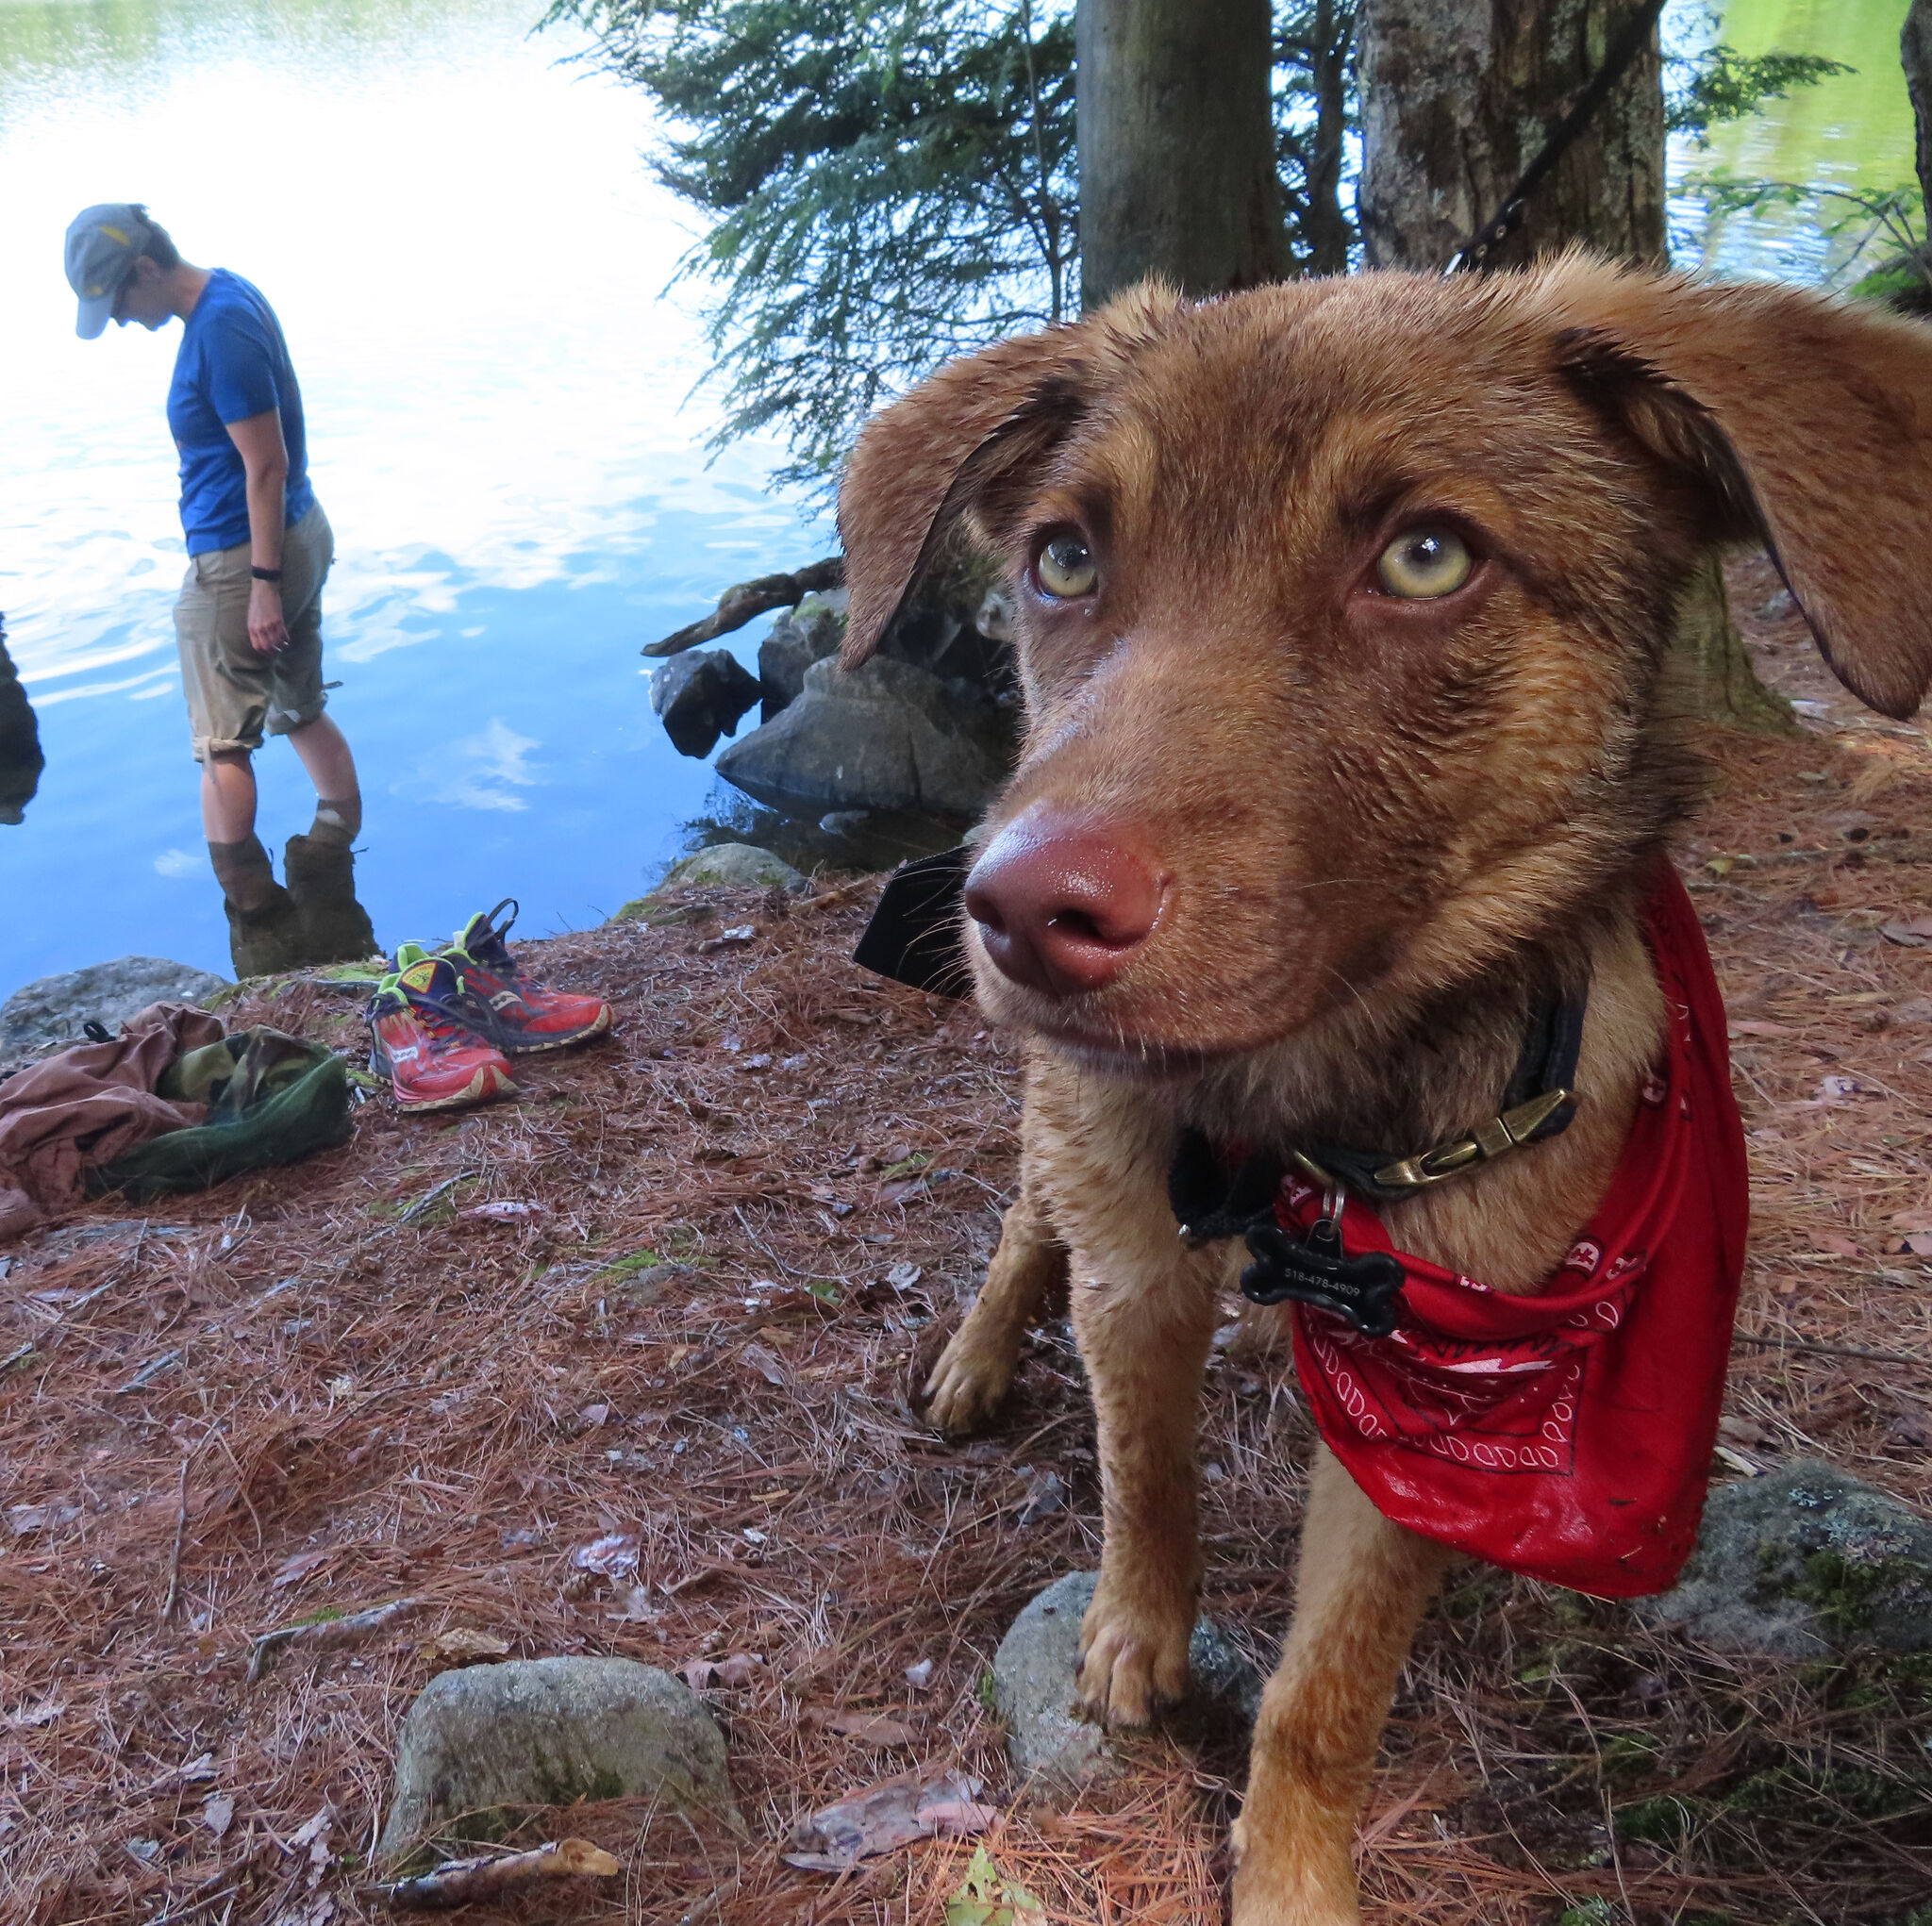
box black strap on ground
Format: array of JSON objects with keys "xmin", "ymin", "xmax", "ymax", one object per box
[{"xmin": 1444, "ymin": 0, "xmax": 1671, "ymax": 275}]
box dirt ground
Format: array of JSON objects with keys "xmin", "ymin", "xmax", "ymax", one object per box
[{"xmin": 3, "ymin": 556, "xmax": 1929, "ymax": 1926}]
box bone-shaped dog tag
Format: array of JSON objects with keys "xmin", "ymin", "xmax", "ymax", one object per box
[{"xmin": 1240, "ymin": 1219, "xmax": 1406, "ymax": 1337}]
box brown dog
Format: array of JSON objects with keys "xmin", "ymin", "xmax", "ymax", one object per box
[{"xmin": 837, "ymin": 259, "xmax": 1932, "ymax": 1924}]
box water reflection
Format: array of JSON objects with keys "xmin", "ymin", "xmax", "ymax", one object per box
[{"xmin": 0, "ymin": 619, "xmax": 45, "ymax": 825}]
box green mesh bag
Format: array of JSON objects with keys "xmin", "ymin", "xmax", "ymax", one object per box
[{"xmin": 89, "ymin": 1026, "xmax": 354, "ymax": 1203}]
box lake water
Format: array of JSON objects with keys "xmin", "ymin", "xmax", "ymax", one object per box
[
  {"xmin": 0, "ymin": 0, "xmax": 1916, "ymax": 999},
  {"xmin": 0, "ymin": 0, "xmax": 822, "ymax": 992}
]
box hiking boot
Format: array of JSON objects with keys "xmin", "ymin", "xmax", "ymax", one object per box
[
  {"xmin": 225, "ymin": 884, "xmax": 308, "ymax": 978},
  {"xmin": 284, "ymin": 832, "xmax": 378, "ymax": 968},
  {"xmin": 424, "ymin": 898, "xmax": 614, "ymax": 1054},
  {"xmin": 365, "ymin": 955, "xmax": 516, "ymax": 1112}
]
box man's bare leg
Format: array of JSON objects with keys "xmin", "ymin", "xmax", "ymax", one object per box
[{"xmin": 287, "ymin": 714, "xmax": 360, "ymax": 841}]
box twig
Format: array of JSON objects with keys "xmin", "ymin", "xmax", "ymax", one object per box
[
  {"xmin": 643, "ymin": 557, "xmax": 844, "ymax": 657},
  {"xmin": 1734, "ymin": 1329, "xmax": 1928, "ymax": 1370},
  {"xmin": 395, "ymin": 1171, "xmax": 477, "ymax": 1228},
  {"xmin": 161, "ymin": 1455, "xmax": 190, "ymax": 1623},
  {"xmin": 246, "ymin": 1595, "xmax": 429, "ymax": 1683},
  {"xmin": 376, "ymin": 1837, "xmax": 620, "ymax": 1910}
]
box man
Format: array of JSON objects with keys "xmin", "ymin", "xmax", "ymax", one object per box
[{"xmin": 63, "ymin": 204, "xmax": 370, "ymax": 971}]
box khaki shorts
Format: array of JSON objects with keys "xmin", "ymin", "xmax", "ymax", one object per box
[{"xmin": 175, "ymin": 502, "xmax": 335, "ymax": 761}]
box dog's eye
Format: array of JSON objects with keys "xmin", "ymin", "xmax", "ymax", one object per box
[
  {"xmin": 1376, "ymin": 528, "xmax": 1472, "ymax": 600},
  {"xmin": 1035, "ymin": 533, "xmax": 1097, "ymax": 600}
]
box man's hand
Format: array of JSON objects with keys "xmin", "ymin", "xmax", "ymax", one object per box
[{"xmin": 248, "ymin": 577, "xmax": 290, "ymax": 654}]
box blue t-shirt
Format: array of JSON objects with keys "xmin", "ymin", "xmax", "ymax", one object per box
[{"xmin": 166, "ymin": 270, "xmax": 315, "ymax": 556}]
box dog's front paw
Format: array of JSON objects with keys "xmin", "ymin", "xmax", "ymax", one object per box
[
  {"xmin": 923, "ymin": 1320, "xmax": 1018, "ymax": 1437},
  {"xmin": 1076, "ymin": 1576, "xmax": 1191, "ymax": 1726}
]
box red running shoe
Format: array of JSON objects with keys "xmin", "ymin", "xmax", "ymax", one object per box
[
  {"xmin": 427, "ymin": 898, "xmax": 614, "ymax": 1054},
  {"xmin": 365, "ymin": 955, "xmax": 517, "ymax": 1111}
]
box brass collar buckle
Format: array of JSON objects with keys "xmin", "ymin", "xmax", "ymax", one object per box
[{"xmin": 1357, "ymin": 1085, "xmax": 1576, "ymax": 1195}]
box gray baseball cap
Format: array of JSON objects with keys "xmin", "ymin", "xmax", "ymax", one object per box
[{"xmin": 64, "ymin": 203, "xmax": 157, "ymax": 339}]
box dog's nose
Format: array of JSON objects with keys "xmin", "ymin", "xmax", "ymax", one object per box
[{"xmin": 964, "ymin": 809, "xmax": 1165, "ymax": 996}]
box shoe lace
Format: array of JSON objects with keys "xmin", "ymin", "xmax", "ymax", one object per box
[{"xmin": 463, "ymin": 898, "xmax": 523, "ymax": 975}]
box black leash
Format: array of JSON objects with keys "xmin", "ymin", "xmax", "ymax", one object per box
[{"xmin": 1443, "ymin": 0, "xmax": 1671, "ymax": 275}]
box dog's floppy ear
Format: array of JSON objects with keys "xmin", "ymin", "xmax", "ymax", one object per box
[
  {"xmin": 837, "ymin": 284, "xmax": 1183, "ymax": 667},
  {"xmin": 1541, "ymin": 260, "xmax": 1932, "ymax": 719}
]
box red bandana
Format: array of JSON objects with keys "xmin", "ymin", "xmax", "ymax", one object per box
[{"xmin": 1283, "ymin": 865, "xmax": 1748, "ymax": 1598}]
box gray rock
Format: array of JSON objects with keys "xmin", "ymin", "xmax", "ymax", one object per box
[
  {"xmin": 1640, "ymin": 1460, "xmax": 1932, "ymax": 1656},
  {"xmin": 651, "ymin": 648, "xmax": 763, "ymax": 759},
  {"xmin": 658, "ymin": 843, "xmax": 808, "ymax": 892},
  {"xmin": 992, "ymin": 1570, "xmax": 1264, "ymax": 1796},
  {"xmin": 377, "ymin": 1655, "xmax": 737, "ymax": 1858},
  {"xmin": 0, "ymin": 957, "xmax": 230, "ymax": 1058},
  {"xmin": 717, "ymin": 655, "xmax": 1015, "ymax": 824},
  {"xmin": 758, "ymin": 591, "xmax": 848, "ymax": 719}
]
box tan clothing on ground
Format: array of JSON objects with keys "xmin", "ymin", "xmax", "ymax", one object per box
[
  {"xmin": 175, "ymin": 500, "xmax": 335, "ymax": 761},
  {"xmin": 0, "ymin": 1004, "xmax": 224, "ymax": 1241}
]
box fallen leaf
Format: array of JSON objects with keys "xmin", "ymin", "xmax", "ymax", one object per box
[
  {"xmin": 1015, "ymin": 1469, "xmax": 1065, "ymax": 1525},
  {"xmin": 886, "ymin": 1262, "xmax": 924, "ymax": 1290},
  {"xmin": 682, "ymin": 1651, "xmax": 763, "ymax": 1690},
  {"xmin": 458, "ymin": 1200, "xmax": 548, "ymax": 1221},
  {"xmin": 1880, "ymin": 917, "xmax": 1932, "ymax": 946},
  {"xmin": 1728, "ymin": 1020, "xmax": 1793, "ymax": 1038},
  {"xmin": 6, "ymin": 1701, "xmax": 65, "ymax": 1729},
  {"xmin": 740, "ymin": 1342, "xmax": 790, "ymax": 1387},
  {"xmin": 578, "ymin": 1403, "xmax": 611, "ymax": 1429},
  {"xmin": 1713, "ymin": 1444, "xmax": 1762, "ymax": 1478},
  {"xmin": 781, "ymin": 1767, "xmax": 988, "ymax": 1872},
  {"xmin": 803, "ymin": 1709, "xmax": 919, "ymax": 1746},
  {"xmin": 569, "ymin": 1534, "xmax": 640, "ymax": 1580},
  {"xmin": 202, "ymin": 1793, "xmax": 236, "ymax": 1839},
  {"xmin": 1906, "ymin": 1233, "xmax": 1932, "ymax": 1258},
  {"xmin": 1810, "ymin": 1233, "xmax": 1862, "ymax": 1261},
  {"xmin": 424, "ymin": 1627, "xmax": 510, "ymax": 1666},
  {"xmin": 1890, "ymin": 1208, "xmax": 1932, "ymax": 1233},
  {"xmin": 905, "ymin": 1658, "xmax": 936, "ymax": 1691},
  {"xmin": 6, "ymin": 1502, "xmax": 78, "ymax": 1536},
  {"xmin": 286, "ymin": 1803, "xmax": 334, "ymax": 1853},
  {"xmin": 270, "ymin": 1549, "xmax": 336, "ymax": 1590},
  {"xmin": 1814, "ymin": 1074, "xmax": 1860, "ymax": 1103}
]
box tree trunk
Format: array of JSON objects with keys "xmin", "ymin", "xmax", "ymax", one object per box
[
  {"xmin": 1904, "ymin": 0, "xmax": 1932, "ymax": 238},
  {"xmin": 1357, "ymin": 0, "xmax": 1666, "ymax": 272},
  {"xmin": 1356, "ymin": 0, "xmax": 1783, "ymax": 731},
  {"xmin": 1674, "ymin": 560, "xmax": 1793, "ymax": 735},
  {"xmin": 1076, "ymin": 0, "xmax": 1287, "ymax": 307}
]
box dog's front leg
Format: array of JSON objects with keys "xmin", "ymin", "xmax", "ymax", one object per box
[
  {"xmin": 1232, "ymin": 1445, "xmax": 1452, "ymax": 1925},
  {"xmin": 1041, "ymin": 1084, "xmax": 1224, "ymax": 1726},
  {"xmin": 924, "ymin": 1151, "xmax": 1067, "ymax": 1436}
]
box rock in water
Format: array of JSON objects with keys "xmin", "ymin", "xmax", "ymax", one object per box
[
  {"xmin": 758, "ymin": 592, "xmax": 847, "ymax": 720},
  {"xmin": 651, "ymin": 648, "xmax": 763, "ymax": 759},
  {"xmin": 658, "ymin": 843, "xmax": 808, "ymax": 891},
  {"xmin": 1640, "ymin": 1460, "xmax": 1932, "ymax": 1656},
  {"xmin": 377, "ymin": 1656, "xmax": 737, "ymax": 1857},
  {"xmin": 992, "ymin": 1570, "xmax": 1264, "ymax": 1796},
  {"xmin": 0, "ymin": 623, "xmax": 44, "ymax": 826},
  {"xmin": 716, "ymin": 655, "xmax": 1014, "ymax": 823},
  {"xmin": 0, "ymin": 957, "xmax": 230, "ymax": 1059}
]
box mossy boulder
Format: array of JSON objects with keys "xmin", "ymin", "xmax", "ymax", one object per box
[
  {"xmin": 991, "ymin": 1569, "xmax": 1263, "ymax": 1799},
  {"xmin": 1640, "ymin": 1461, "xmax": 1932, "ymax": 1656},
  {"xmin": 376, "ymin": 1655, "xmax": 737, "ymax": 1859}
]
